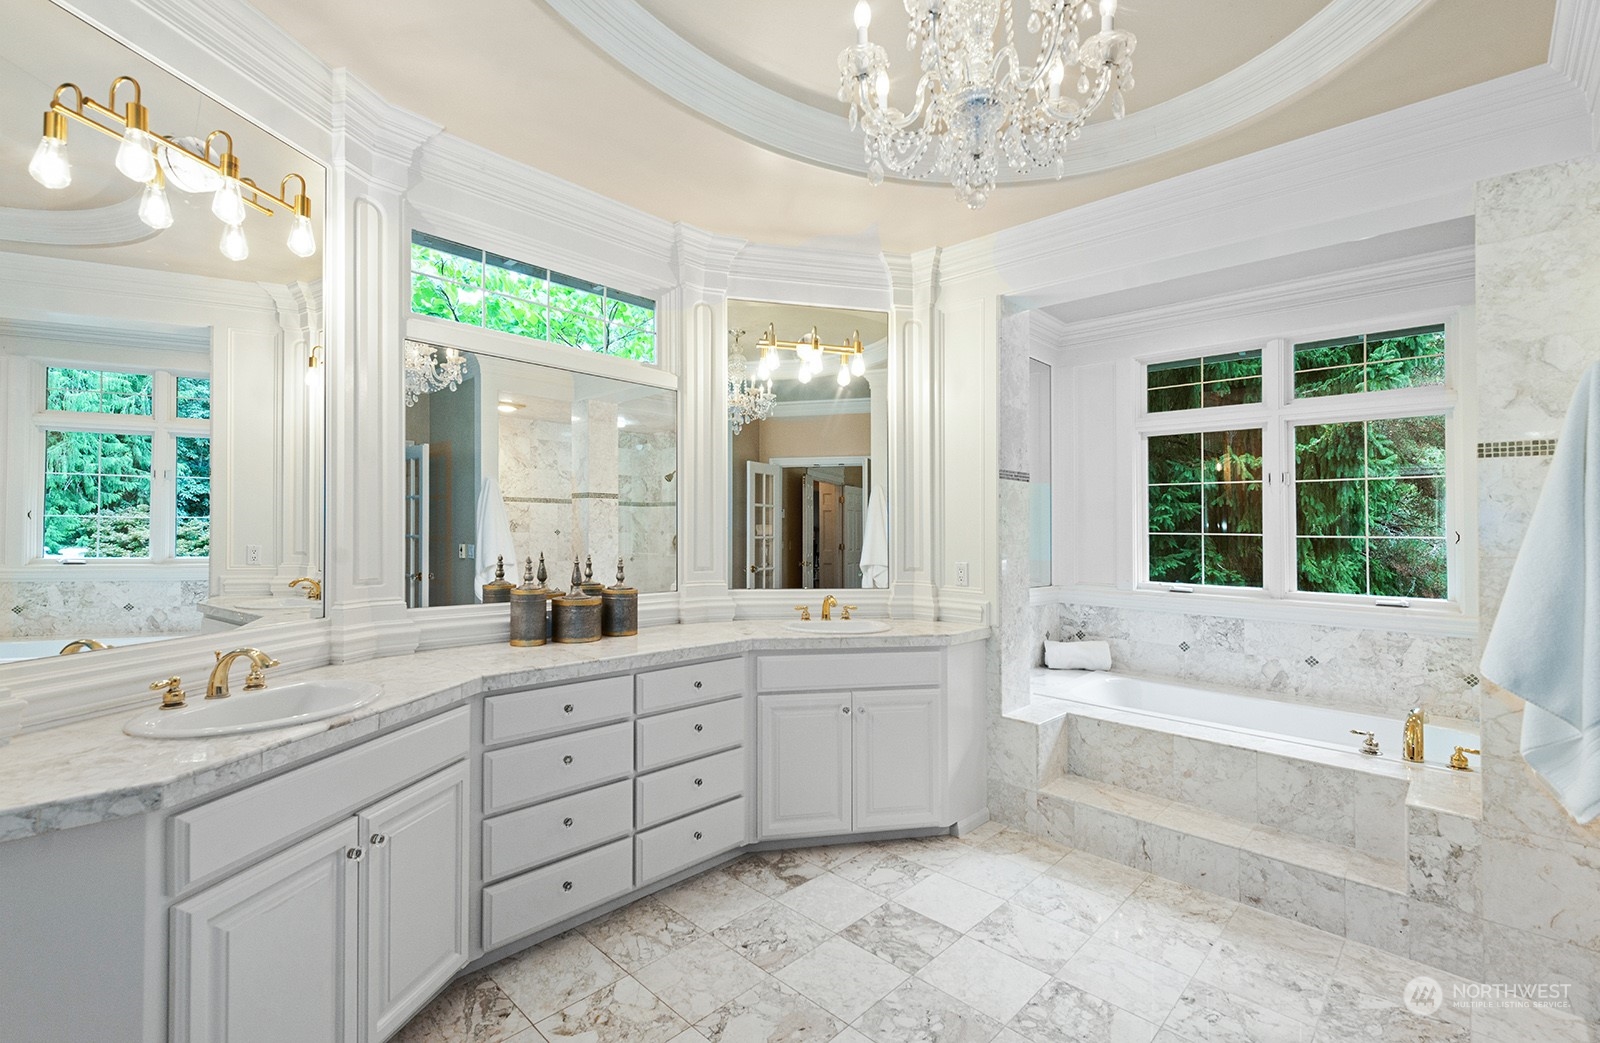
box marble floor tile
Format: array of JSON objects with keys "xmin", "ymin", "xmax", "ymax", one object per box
[
  {"xmin": 1007, "ymin": 979, "xmax": 1161, "ymax": 1043},
  {"xmin": 1194, "ymin": 908, "xmax": 1343, "ymax": 1022},
  {"xmin": 1092, "ymin": 900, "xmax": 1224, "ymax": 976},
  {"xmin": 1011, "ymin": 869, "xmax": 1126, "ymax": 934},
  {"xmin": 891, "ymin": 834, "xmax": 974, "ymax": 871},
  {"xmin": 710, "ymin": 900, "xmax": 834, "ymax": 972},
  {"xmin": 831, "ymin": 851, "xmax": 937, "ymax": 898},
  {"xmin": 1311, "ymin": 981, "xmax": 1470, "ymax": 1042},
  {"xmin": 791, "ymin": 842, "xmax": 875, "ymax": 869},
  {"xmin": 774, "ymin": 936, "xmax": 909, "ymax": 1022},
  {"xmin": 655, "ymin": 870, "xmax": 772, "ymax": 931},
  {"xmin": 974, "ymin": 826, "xmax": 1071, "ymax": 872},
  {"xmin": 723, "ymin": 851, "xmax": 828, "ymax": 897},
  {"xmin": 915, "ymin": 935, "xmax": 1052, "ymax": 1023},
  {"xmin": 839, "ymin": 902, "xmax": 963, "ymax": 974},
  {"xmin": 391, "ymin": 972, "xmax": 531, "ymax": 1043},
  {"xmin": 695, "ymin": 978, "xmax": 844, "ymax": 1043},
  {"xmin": 854, "ymin": 978, "xmax": 1005, "ymax": 1043},
  {"xmin": 1471, "ymin": 1004, "xmax": 1595, "ymax": 1043},
  {"xmin": 777, "ymin": 872, "xmax": 887, "ymax": 931},
  {"xmin": 487, "ymin": 930, "xmax": 624, "ymax": 1023},
  {"xmin": 534, "ymin": 976, "xmax": 689, "ymax": 1043},
  {"xmin": 1122, "ymin": 874, "xmax": 1238, "ymax": 928},
  {"xmin": 578, "ymin": 895, "xmax": 702, "ymax": 972},
  {"xmin": 633, "ymin": 936, "xmax": 767, "ymax": 1024},
  {"xmin": 667, "ymin": 1030, "xmax": 714, "ymax": 1043},
  {"xmin": 1330, "ymin": 940, "xmax": 1472, "ymax": 1026},
  {"xmin": 963, "ymin": 820, "xmax": 1007, "ymax": 842},
  {"xmin": 1047, "ymin": 849, "xmax": 1150, "ymax": 900},
  {"xmin": 1165, "ymin": 979, "xmax": 1314, "ymax": 1043},
  {"xmin": 1055, "ymin": 935, "xmax": 1193, "ymax": 1025},
  {"xmin": 894, "ymin": 872, "xmax": 1007, "ymax": 933},
  {"xmin": 939, "ymin": 850, "xmax": 1045, "ymax": 898},
  {"xmin": 966, "ymin": 901, "xmax": 1090, "ymax": 975}
]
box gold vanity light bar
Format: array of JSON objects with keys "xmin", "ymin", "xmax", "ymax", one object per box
[
  {"xmin": 755, "ymin": 322, "xmax": 864, "ymax": 359},
  {"xmin": 30, "ymin": 76, "xmax": 316, "ymax": 257}
]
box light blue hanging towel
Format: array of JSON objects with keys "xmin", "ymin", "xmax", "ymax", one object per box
[{"xmin": 1481, "ymin": 361, "xmax": 1600, "ymax": 824}]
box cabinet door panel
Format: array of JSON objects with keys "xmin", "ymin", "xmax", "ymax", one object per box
[
  {"xmin": 170, "ymin": 819, "xmax": 360, "ymax": 1043},
  {"xmin": 360, "ymin": 761, "xmax": 470, "ymax": 1042},
  {"xmin": 757, "ymin": 692, "xmax": 852, "ymax": 838},
  {"xmin": 853, "ymin": 689, "xmax": 942, "ymax": 831}
]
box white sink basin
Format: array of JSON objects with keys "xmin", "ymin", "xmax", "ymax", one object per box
[
  {"xmin": 783, "ymin": 619, "xmax": 891, "ymax": 635},
  {"xmin": 230, "ymin": 598, "xmax": 315, "ymax": 613},
  {"xmin": 124, "ymin": 680, "xmax": 383, "ymax": 739}
]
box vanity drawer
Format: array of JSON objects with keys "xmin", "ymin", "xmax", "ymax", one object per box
[
  {"xmin": 636, "ymin": 797, "xmax": 746, "ymax": 884},
  {"xmin": 635, "ymin": 696, "xmax": 744, "ymax": 771},
  {"xmin": 636, "ymin": 748, "xmax": 745, "ymax": 829},
  {"xmin": 483, "ymin": 722, "xmax": 632, "ymax": 814},
  {"xmin": 636, "ymin": 657, "xmax": 745, "ymax": 714},
  {"xmin": 483, "ymin": 779, "xmax": 633, "ymax": 881},
  {"xmin": 756, "ymin": 651, "xmax": 941, "ymax": 692},
  {"xmin": 482, "ymin": 837, "xmax": 634, "ymax": 949},
  {"xmin": 484, "ymin": 675, "xmax": 632, "ymax": 745}
]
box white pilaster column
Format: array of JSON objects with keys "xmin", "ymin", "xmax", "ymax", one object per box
[{"xmin": 887, "ymin": 252, "xmax": 940, "ymax": 619}]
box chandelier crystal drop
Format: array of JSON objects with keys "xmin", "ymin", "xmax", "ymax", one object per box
[
  {"xmin": 404, "ymin": 339, "xmax": 468, "ymax": 407},
  {"xmin": 727, "ymin": 330, "xmax": 777, "ymax": 434},
  {"xmin": 838, "ymin": 0, "xmax": 1137, "ymax": 209}
]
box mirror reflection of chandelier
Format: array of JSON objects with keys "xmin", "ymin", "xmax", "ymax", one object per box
[
  {"xmin": 837, "ymin": 0, "xmax": 1137, "ymax": 208},
  {"xmin": 404, "ymin": 339, "xmax": 467, "ymax": 407},
  {"xmin": 727, "ymin": 329, "xmax": 776, "ymax": 434}
]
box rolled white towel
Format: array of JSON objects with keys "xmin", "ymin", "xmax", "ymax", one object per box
[{"xmin": 1043, "ymin": 639, "xmax": 1112, "ymax": 671}]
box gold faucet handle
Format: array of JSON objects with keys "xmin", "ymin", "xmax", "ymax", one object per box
[
  {"xmin": 243, "ymin": 658, "xmax": 280, "ymax": 691},
  {"xmin": 1349, "ymin": 729, "xmax": 1380, "ymax": 755},
  {"xmin": 150, "ymin": 676, "xmax": 187, "ymax": 710},
  {"xmin": 842, "ymin": 605, "xmax": 858, "ymax": 620},
  {"xmin": 1449, "ymin": 746, "xmax": 1481, "ymax": 771},
  {"xmin": 792, "ymin": 605, "xmax": 811, "ymax": 621}
]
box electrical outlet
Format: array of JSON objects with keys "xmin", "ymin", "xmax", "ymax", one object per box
[
  {"xmin": 955, "ymin": 561, "xmax": 970, "ymax": 587},
  {"xmin": 245, "ymin": 544, "xmax": 262, "ymax": 566}
]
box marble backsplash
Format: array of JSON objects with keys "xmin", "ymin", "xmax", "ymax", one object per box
[
  {"xmin": 1040, "ymin": 600, "xmax": 1481, "ymax": 722},
  {"xmin": 0, "ymin": 578, "xmax": 206, "ymax": 642}
]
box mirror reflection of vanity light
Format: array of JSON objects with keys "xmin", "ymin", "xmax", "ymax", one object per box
[
  {"xmin": 497, "ymin": 400, "xmax": 524, "ymax": 414},
  {"xmin": 305, "ymin": 345, "xmax": 324, "ymax": 386}
]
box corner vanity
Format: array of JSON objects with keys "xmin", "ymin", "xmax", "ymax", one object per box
[{"xmin": 0, "ymin": 622, "xmax": 987, "ymax": 1043}]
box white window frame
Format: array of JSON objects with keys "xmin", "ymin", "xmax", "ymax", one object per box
[
  {"xmin": 1133, "ymin": 312, "xmax": 1464, "ymax": 614},
  {"xmin": 30, "ymin": 361, "xmax": 211, "ymax": 566}
]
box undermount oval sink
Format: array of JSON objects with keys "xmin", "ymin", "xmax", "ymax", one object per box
[
  {"xmin": 783, "ymin": 619, "xmax": 891, "ymax": 635},
  {"xmin": 124, "ymin": 680, "xmax": 383, "ymax": 739},
  {"xmin": 230, "ymin": 598, "xmax": 315, "ymax": 613}
]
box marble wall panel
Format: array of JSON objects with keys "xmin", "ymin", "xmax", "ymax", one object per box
[{"xmin": 0, "ymin": 579, "xmax": 206, "ymax": 641}]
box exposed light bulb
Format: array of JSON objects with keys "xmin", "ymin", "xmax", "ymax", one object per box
[
  {"xmin": 286, "ymin": 213, "xmax": 316, "ymax": 258},
  {"xmin": 851, "ymin": 353, "xmax": 866, "ymax": 376},
  {"xmin": 219, "ymin": 221, "xmax": 249, "ymax": 262},
  {"xmin": 211, "ymin": 178, "xmax": 246, "ymax": 225},
  {"xmin": 28, "ymin": 135, "xmax": 70, "ymax": 190},
  {"xmin": 137, "ymin": 179, "xmax": 173, "ymax": 230},
  {"xmin": 114, "ymin": 128, "xmax": 156, "ymax": 183},
  {"xmin": 797, "ymin": 364, "xmax": 813, "ymax": 384},
  {"xmin": 837, "ymin": 359, "xmax": 852, "ymax": 387}
]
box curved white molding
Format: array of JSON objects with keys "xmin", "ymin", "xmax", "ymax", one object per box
[
  {"xmin": 544, "ymin": 0, "xmax": 1429, "ymax": 182},
  {"xmin": 0, "ymin": 200, "xmax": 154, "ymax": 247}
]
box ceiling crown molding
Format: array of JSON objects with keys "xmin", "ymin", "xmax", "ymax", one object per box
[
  {"xmin": 0, "ymin": 315, "xmax": 210, "ymax": 352},
  {"xmin": 1550, "ymin": 0, "xmax": 1600, "ymax": 140},
  {"xmin": 544, "ymin": 0, "xmax": 1429, "ymax": 183},
  {"xmin": 728, "ymin": 242, "xmax": 892, "ymax": 311},
  {"xmin": 0, "ymin": 200, "xmax": 154, "ymax": 247}
]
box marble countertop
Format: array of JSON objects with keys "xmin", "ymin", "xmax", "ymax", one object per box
[{"xmin": 0, "ymin": 620, "xmax": 988, "ymax": 844}]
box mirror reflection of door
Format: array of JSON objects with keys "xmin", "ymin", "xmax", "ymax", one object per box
[
  {"xmin": 745, "ymin": 461, "xmax": 780, "ymax": 589},
  {"xmin": 800, "ymin": 475, "xmax": 816, "ymax": 589},
  {"xmin": 816, "ymin": 479, "xmax": 842, "ymax": 588},
  {"xmin": 404, "ymin": 445, "xmax": 430, "ymax": 608}
]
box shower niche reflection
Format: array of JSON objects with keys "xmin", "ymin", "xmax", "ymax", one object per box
[{"xmin": 403, "ymin": 347, "xmax": 677, "ymax": 608}]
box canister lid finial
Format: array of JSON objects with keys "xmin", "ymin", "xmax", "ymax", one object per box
[{"xmin": 536, "ymin": 553, "xmax": 548, "ymax": 587}]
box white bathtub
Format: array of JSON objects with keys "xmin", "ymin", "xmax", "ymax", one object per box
[
  {"xmin": 1031, "ymin": 667, "xmax": 1478, "ymax": 770},
  {"xmin": 0, "ymin": 635, "xmax": 167, "ymax": 665}
]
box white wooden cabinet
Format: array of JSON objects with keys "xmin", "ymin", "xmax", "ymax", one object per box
[
  {"xmin": 758, "ymin": 687, "xmax": 941, "ymax": 839},
  {"xmin": 170, "ymin": 760, "xmax": 468, "ymax": 1043}
]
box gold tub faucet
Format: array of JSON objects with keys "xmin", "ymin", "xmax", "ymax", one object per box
[
  {"xmin": 289, "ymin": 577, "xmax": 322, "ymax": 601},
  {"xmin": 1403, "ymin": 707, "xmax": 1426, "ymax": 763},
  {"xmin": 58, "ymin": 638, "xmax": 109, "ymax": 654},
  {"xmin": 208, "ymin": 648, "xmax": 279, "ymax": 699}
]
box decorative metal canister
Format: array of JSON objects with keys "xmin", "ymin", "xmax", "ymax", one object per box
[
  {"xmin": 508, "ymin": 558, "xmax": 548, "ymax": 647},
  {"xmin": 552, "ymin": 559, "xmax": 602, "ymax": 643},
  {"xmin": 579, "ymin": 554, "xmax": 606, "ymax": 597},
  {"xmin": 601, "ymin": 558, "xmax": 638, "ymax": 637},
  {"xmin": 481, "ymin": 555, "xmax": 514, "ymax": 604}
]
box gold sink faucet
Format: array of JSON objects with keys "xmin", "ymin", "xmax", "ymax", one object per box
[
  {"xmin": 289, "ymin": 577, "xmax": 322, "ymax": 601},
  {"xmin": 1403, "ymin": 707, "xmax": 1426, "ymax": 763},
  {"xmin": 208, "ymin": 648, "xmax": 279, "ymax": 700},
  {"xmin": 821, "ymin": 594, "xmax": 839, "ymax": 620}
]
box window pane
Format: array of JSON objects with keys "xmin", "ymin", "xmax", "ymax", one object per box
[
  {"xmin": 176, "ymin": 433, "xmax": 211, "ymax": 558},
  {"xmin": 1149, "ymin": 534, "xmax": 1201, "ymax": 583},
  {"xmin": 1149, "ymin": 427, "xmax": 1261, "ymax": 588},
  {"xmin": 1297, "ymin": 479, "xmax": 1365, "ymax": 537},
  {"xmin": 412, "ymin": 275, "xmax": 483, "ymax": 326},
  {"xmin": 1294, "ymin": 324, "xmax": 1444, "ymax": 398},
  {"xmin": 1201, "ymin": 377, "xmax": 1261, "ymax": 408},
  {"xmin": 1204, "ymin": 534, "xmax": 1263, "ymax": 587},
  {"xmin": 1148, "ymin": 433, "xmax": 1201, "ymax": 484},
  {"xmin": 1370, "ymin": 538, "xmax": 1447, "ymax": 599},
  {"xmin": 548, "ymin": 308, "xmax": 606, "ymax": 351},
  {"xmin": 1146, "ymin": 350, "xmax": 1260, "ymax": 414},
  {"xmin": 45, "ymin": 368, "xmax": 152, "ymax": 415},
  {"xmin": 1369, "ymin": 477, "xmax": 1443, "ymax": 537},
  {"xmin": 1294, "ymin": 336, "xmax": 1363, "ymax": 371},
  {"xmin": 1366, "ymin": 354, "xmax": 1445, "ymax": 392},
  {"xmin": 485, "ymin": 253, "xmax": 545, "ymax": 301},
  {"xmin": 485, "ymin": 295, "xmax": 546, "ymax": 340},
  {"xmin": 1368, "ymin": 415, "xmax": 1445, "ymax": 476},
  {"xmin": 1204, "ymin": 482, "xmax": 1261, "ymax": 534},
  {"xmin": 549, "ymin": 275, "xmax": 604, "ymax": 320},
  {"xmin": 43, "ymin": 430, "xmax": 151, "ymax": 557},
  {"xmin": 1201, "ymin": 428, "xmax": 1261, "ymax": 483},
  {"xmin": 1295, "ymin": 422, "xmax": 1365, "ymax": 480},
  {"xmin": 1147, "ymin": 384, "xmax": 1200, "ymax": 413},
  {"xmin": 1147, "ymin": 360, "xmax": 1201, "ymax": 389},
  {"xmin": 1294, "ymin": 364, "xmax": 1364, "ymax": 399},
  {"xmin": 1298, "ymin": 537, "xmax": 1368, "ymax": 594},
  {"xmin": 1149, "ymin": 484, "xmax": 1200, "ymax": 534},
  {"xmin": 176, "ymin": 377, "xmax": 211, "ymax": 419}
]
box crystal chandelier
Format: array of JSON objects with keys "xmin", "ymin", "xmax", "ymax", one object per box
[
  {"xmin": 404, "ymin": 339, "xmax": 467, "ymax": 407},
  {"xmin": 838, "ymin": 0, "xmax": 1136, "ymax": 208},
  {"xmin": 727, "ymin": 330, "xmax": 776, "ymax": 434}
]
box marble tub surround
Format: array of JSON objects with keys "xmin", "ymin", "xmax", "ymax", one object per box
[
  {"xmin": 394, "ymin": 828, "xmax": 1587, "ymax": 1043},
  {"xmin": 0, "ymin": 577, "xmax": 208, "ymax": 641},
  {"xmin": 0, "ymin": 620, "xmax": 987, "ymax": 844}
]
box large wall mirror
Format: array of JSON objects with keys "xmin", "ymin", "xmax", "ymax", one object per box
[
  {"xmin": 728, "ymin": 301, "xmax": 889, "ymax": 591},
  {"xmin": 404, "ymin": 345, "xmax": 678, "ymax": 606},
  {"xmin": 0, "ymin": 0, "xmax": 325, "ymax": 665}
]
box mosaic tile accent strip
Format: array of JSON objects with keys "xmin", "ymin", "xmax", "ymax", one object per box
[
  {"xmin": 1477, "ymin": 439, "xmax": 1557, "ymax": 458},
  {"xmin": 1304, "ymin": 655, "xmax": 1319, "ymax": 667},
  {"xmin": 1178, "ymin": 640, "xmax": 1190, "ymax": 652},
  {"xmin": 998, "ymin": 468, "xmax": 1030, "ymax": 483},
  {"xmin": 1464, "ymin": 674, "xmax": 1480, "ymax": 688},
  {"xmin": 1074, "ymin": 630, "xmax": 1087, "ymax": 640}
]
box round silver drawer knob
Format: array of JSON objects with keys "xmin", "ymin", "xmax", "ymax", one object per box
[
  {"xmin": 564, "ymin": 703, "xmax": 574, "ymax": 713},
  {"xmin": 563, "ymin": 817, "xmax": 574, "ymax": 827},
  {"xmin": 562, "ymin": 881, "xmax": 573, "ymax": 891},
  {"xmin": 693, "ymin": 831, "xmax": 703, "ymax": 841},
  {"xmin": 693, "ymin": 778, "xmax": 703, "ymax": 787},
  {"xmin": 346, "ymin": 848, "xmax": 363, "ymax": 861},
  {"xmin": 841, "ymin": 706, "xmax": 850, "ymax": 714},
  {"xmin": 370, "ymin": 834, "xmax": 387, "ymax": 846},
  {"xmin": 563, "ymin": 755, "xmax": 574, "ymax": 765},
  {"xmin": 693, "ymin": 680, "xmax": 703, "ymax": 688},
  {"xmin": 694, "ymin": 723, "xmax": 704, "ymax": 733}
]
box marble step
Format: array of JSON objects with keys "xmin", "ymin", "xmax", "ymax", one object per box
[{"xmin": 1036, "ymin": 774, "xmax": 1406, "ymax": 939}]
